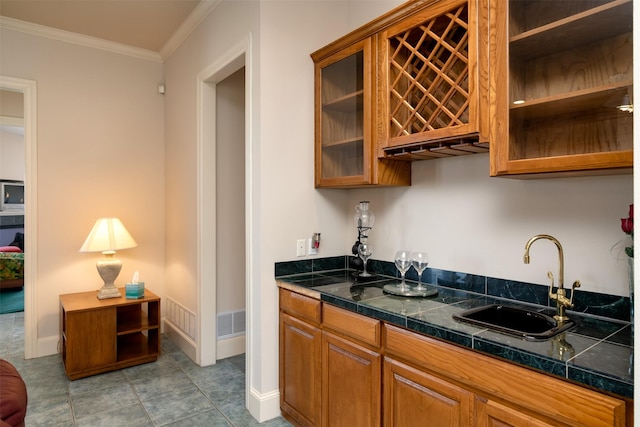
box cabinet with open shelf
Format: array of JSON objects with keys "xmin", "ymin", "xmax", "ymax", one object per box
[
  {"xmin": 490, "ymin": 0, "xmax": 633, "ymax": 176},
  {"xmin": 60, "ymin": 288, "xmax": 160, "ymax": 380}
]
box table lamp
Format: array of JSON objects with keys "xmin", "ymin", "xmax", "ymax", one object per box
[{"xmin": 80, "ymin": 218, "xmax": 137, "ymax": 299}]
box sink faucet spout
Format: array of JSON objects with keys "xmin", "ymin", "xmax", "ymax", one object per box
[
  {"xmin": 523, "ymin": 234, "xmax": 564, "ymax": 289},
  {"xmin": 523, "ymin": 234, "xmax": 580, "ymax": 323}
]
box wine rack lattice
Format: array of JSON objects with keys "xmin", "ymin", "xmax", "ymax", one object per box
[{"xmin": 388, "ymin": 4, "xmax": 470, "ymax": 137}]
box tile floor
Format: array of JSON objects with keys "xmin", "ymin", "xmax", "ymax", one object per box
[{"xmin": 0, "ymin": 311, "xmax": 292, "ymax": 426}]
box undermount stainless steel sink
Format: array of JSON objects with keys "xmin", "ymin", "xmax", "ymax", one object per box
[{"xmin": 453, "ymin": 304, "xmax": 575, "ymax": 341}]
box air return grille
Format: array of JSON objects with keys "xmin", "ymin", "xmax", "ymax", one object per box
[{"xmin": 217, "ymin": 310, "xmax": 246, "ymax": 339}]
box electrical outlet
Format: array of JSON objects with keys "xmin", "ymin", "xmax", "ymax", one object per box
[
  {"xmin": 308, "ymin": 238, "xmax": 318, "ymax": 255},
  {"xmin": 296, "ymin": 239, "xmax": 306, "ymax": 257}
]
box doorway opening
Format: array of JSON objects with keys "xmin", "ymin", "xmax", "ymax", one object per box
[
  {"xmin": 197, "ymin": 47, "xmax": 249, "ymax": 368},
  {"xmin": 213, "ymin": 66, "xmax": 246, "ymax": 359},
  {"xmin": 0, "ymin": 76, "xmax": 38, "ymax": 359}
]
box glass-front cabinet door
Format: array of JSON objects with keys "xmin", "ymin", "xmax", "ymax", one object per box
[
  {"xmin": 490, "ymin": 0, "xmax": 633, "ymax": 176},
  {"xmin": 314, "ymin": 39, "xmax": 372, "ymax": 187}
]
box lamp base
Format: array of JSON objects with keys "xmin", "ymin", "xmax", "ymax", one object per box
[
  {"xmin": 95, "ymin": 253, "xmax": 123, "ymax": 300},
  {"xmin": 97, "ymin": 285, "xmax": 122, "ymax": 300}
]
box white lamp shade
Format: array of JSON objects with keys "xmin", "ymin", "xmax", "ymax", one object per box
[{"xmin": 80, "ymin": 218, "xmax": 137, "ymax": 253}]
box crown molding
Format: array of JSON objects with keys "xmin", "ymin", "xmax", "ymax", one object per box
[
  {"xmin": 0, "ymin": 16, "xmax": 163, "ymax": 63},
  {"xmin": 0, "ymin": 0, "xmax": 221, "ymax": 63},
  {"xmin": 160, "ymin": 0, "xmax": 221, "ymax": 61}
]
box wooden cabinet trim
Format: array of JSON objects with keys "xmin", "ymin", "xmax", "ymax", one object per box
[
  {"xmin": 322, "ymin": 304, "xmax": 381, "ymax": 349},
  {"xmin": 384, "ymin": 324, "xmax": 626, "ymax": 427},
  {"xmin": 311, "ymin": 0, "xmax": 442, "ymax": 62}
]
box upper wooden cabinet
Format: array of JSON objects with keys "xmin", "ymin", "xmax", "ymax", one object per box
[
  {"xmin": 312, "ymin": 0, "xmax": 632, "ymax": 185},
  {"xmin": 489, "ymin": 0, "xmax": 634, "ymax": 176},
  {"xmin": 312, "ymin": 0, "xmax": 491, "ymax": 187},
  {"xmin": 379, "ymin": 0, "xmax": 491, "ymax": 160},
  {"xmin": 313, "ymin": 37, "xmax": 411, "ymax": 188}
]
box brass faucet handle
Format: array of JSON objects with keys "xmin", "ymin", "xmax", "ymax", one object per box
[
  {"xmin": 547, "ymin": 271, "xmax": 555, "ymax": 298},
  {"xmin": 555, "ymin": 281, "xmax": 581, "ymax": 309},
  {"xmin": 568, "ymin": 280, "xmax": 581, "ymax": 307}
]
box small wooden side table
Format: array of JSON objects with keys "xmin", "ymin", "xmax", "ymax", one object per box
[{"xmin": 60, "ymin": 287, "xmax": 160, "ymax": 380}]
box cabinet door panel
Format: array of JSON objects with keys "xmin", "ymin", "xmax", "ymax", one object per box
[
  {"xmin": 315, "ymin": 40, "xmax": 371, "ymax": 187},
  {"xmin": 280, "ymin": 313, "xmax": 321, "ymax": 427},
  {"xmin": 476, "ymin": 397, "xmax": 569, "ymax": 427},
  {"xmin": 66, "ymin": 308, "xmax": 116, "ymax": 373},
  {"xmin": 322, "ymin": 332, "xmax": 381, "ymax": 427},
  {"xmin": 384, "ymin": 358, "xmax": 472, "ymax": 427}
]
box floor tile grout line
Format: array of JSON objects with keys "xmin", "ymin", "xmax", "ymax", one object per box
[
  {"xmin": 128, "ymin": 375, "xmax": 156, "ymax": 426},
  {"xmin": 1, "ymin": 311, "xmax": 289, "ymax": 427},
  {"xmin": 178, "ymin": 357, "xmax": 240, "ymax": 427}
]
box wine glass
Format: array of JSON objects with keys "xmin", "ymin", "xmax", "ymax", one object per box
[
  {"xmin": 394, "ymin": 250, "xmax": 411, "ymax": 291},
  {"xmin": 358, "ymin": 243, "xmax": 373, "ymax": 277},
  {"xmin": 411, "ymin": 252, "xmax": 429, "ymax": 291}
]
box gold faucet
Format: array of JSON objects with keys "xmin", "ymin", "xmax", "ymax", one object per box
[{"xmin": 523, "ymin": 234, "xmax": 581, "ymax": 323}]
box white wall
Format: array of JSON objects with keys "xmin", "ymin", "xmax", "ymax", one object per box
[
  {"xmin": 0, "ymin": 28, "xmax": 166, "ymax": 348},
  {"xmin": 348, "ymin": 155, "xmax": 632, "ymax": 296},
  {"xmin": 164, "ymin": 1, "xmax": 260, "ymax": 313}
]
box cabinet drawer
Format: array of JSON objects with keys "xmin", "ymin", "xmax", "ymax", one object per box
[
  {"xmin": 322, "ymin": 304, "xmax": 380, "ymax": 348},
  {"xmin": 280, "ymin": 289, "xmax": 321, "ymax": 325}
]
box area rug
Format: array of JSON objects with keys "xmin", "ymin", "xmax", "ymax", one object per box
[{"xmin": 0, "ymin": 288, "xmax": 24, "ymax": 314}]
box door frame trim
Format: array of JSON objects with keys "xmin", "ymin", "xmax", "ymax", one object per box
[{"xmin": 0, "ymin": 75, "xmax": 38, "ymax": 359}]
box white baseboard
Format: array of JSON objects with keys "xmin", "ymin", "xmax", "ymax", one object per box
[
  {"xmin": 247, "ymin": 386, "xmax": 281, "ymax": 423},
  {"xmin": 164, "ymin": 319, "xmax": 197, "ymax": 362},
  {"xmin": 216, "ymin": 334, "xmax": 245, "ymax": 360},
  {"xmin": 37, "ymin": 335, "xmax": 59, "ymax": 358}
]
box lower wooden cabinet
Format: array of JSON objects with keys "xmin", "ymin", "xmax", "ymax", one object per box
[
  {"xmin": 384, "ymin": 357, "xmax": 472, "ymax": 427},
  {"xmin": 322, "ymin": 332, "xmax": 381, "ymax": 427},
  {"xmin": 278, "ymin": 288, "xmax": 631, "ymax": 427},
  {"xmin": 279, "ymin": 291, "xmax": 322, "ymax": 427},
  {"xmin": 280, "ymin": 312, "xmax": 321, "ymax": 427}
]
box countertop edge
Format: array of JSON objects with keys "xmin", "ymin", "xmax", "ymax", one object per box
[{"xmin": 277, "ymin": 280, "xmax": 321, "ymax": 300}]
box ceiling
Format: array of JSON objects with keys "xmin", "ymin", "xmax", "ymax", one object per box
[{"xmin": 0, "ymin": 0, "xmax": 204, "ymax": 53}]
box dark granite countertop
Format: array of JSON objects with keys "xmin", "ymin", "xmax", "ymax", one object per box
[{"xmin": 276, "ymin": 269, "xmax": 634, "ymax": 399}]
